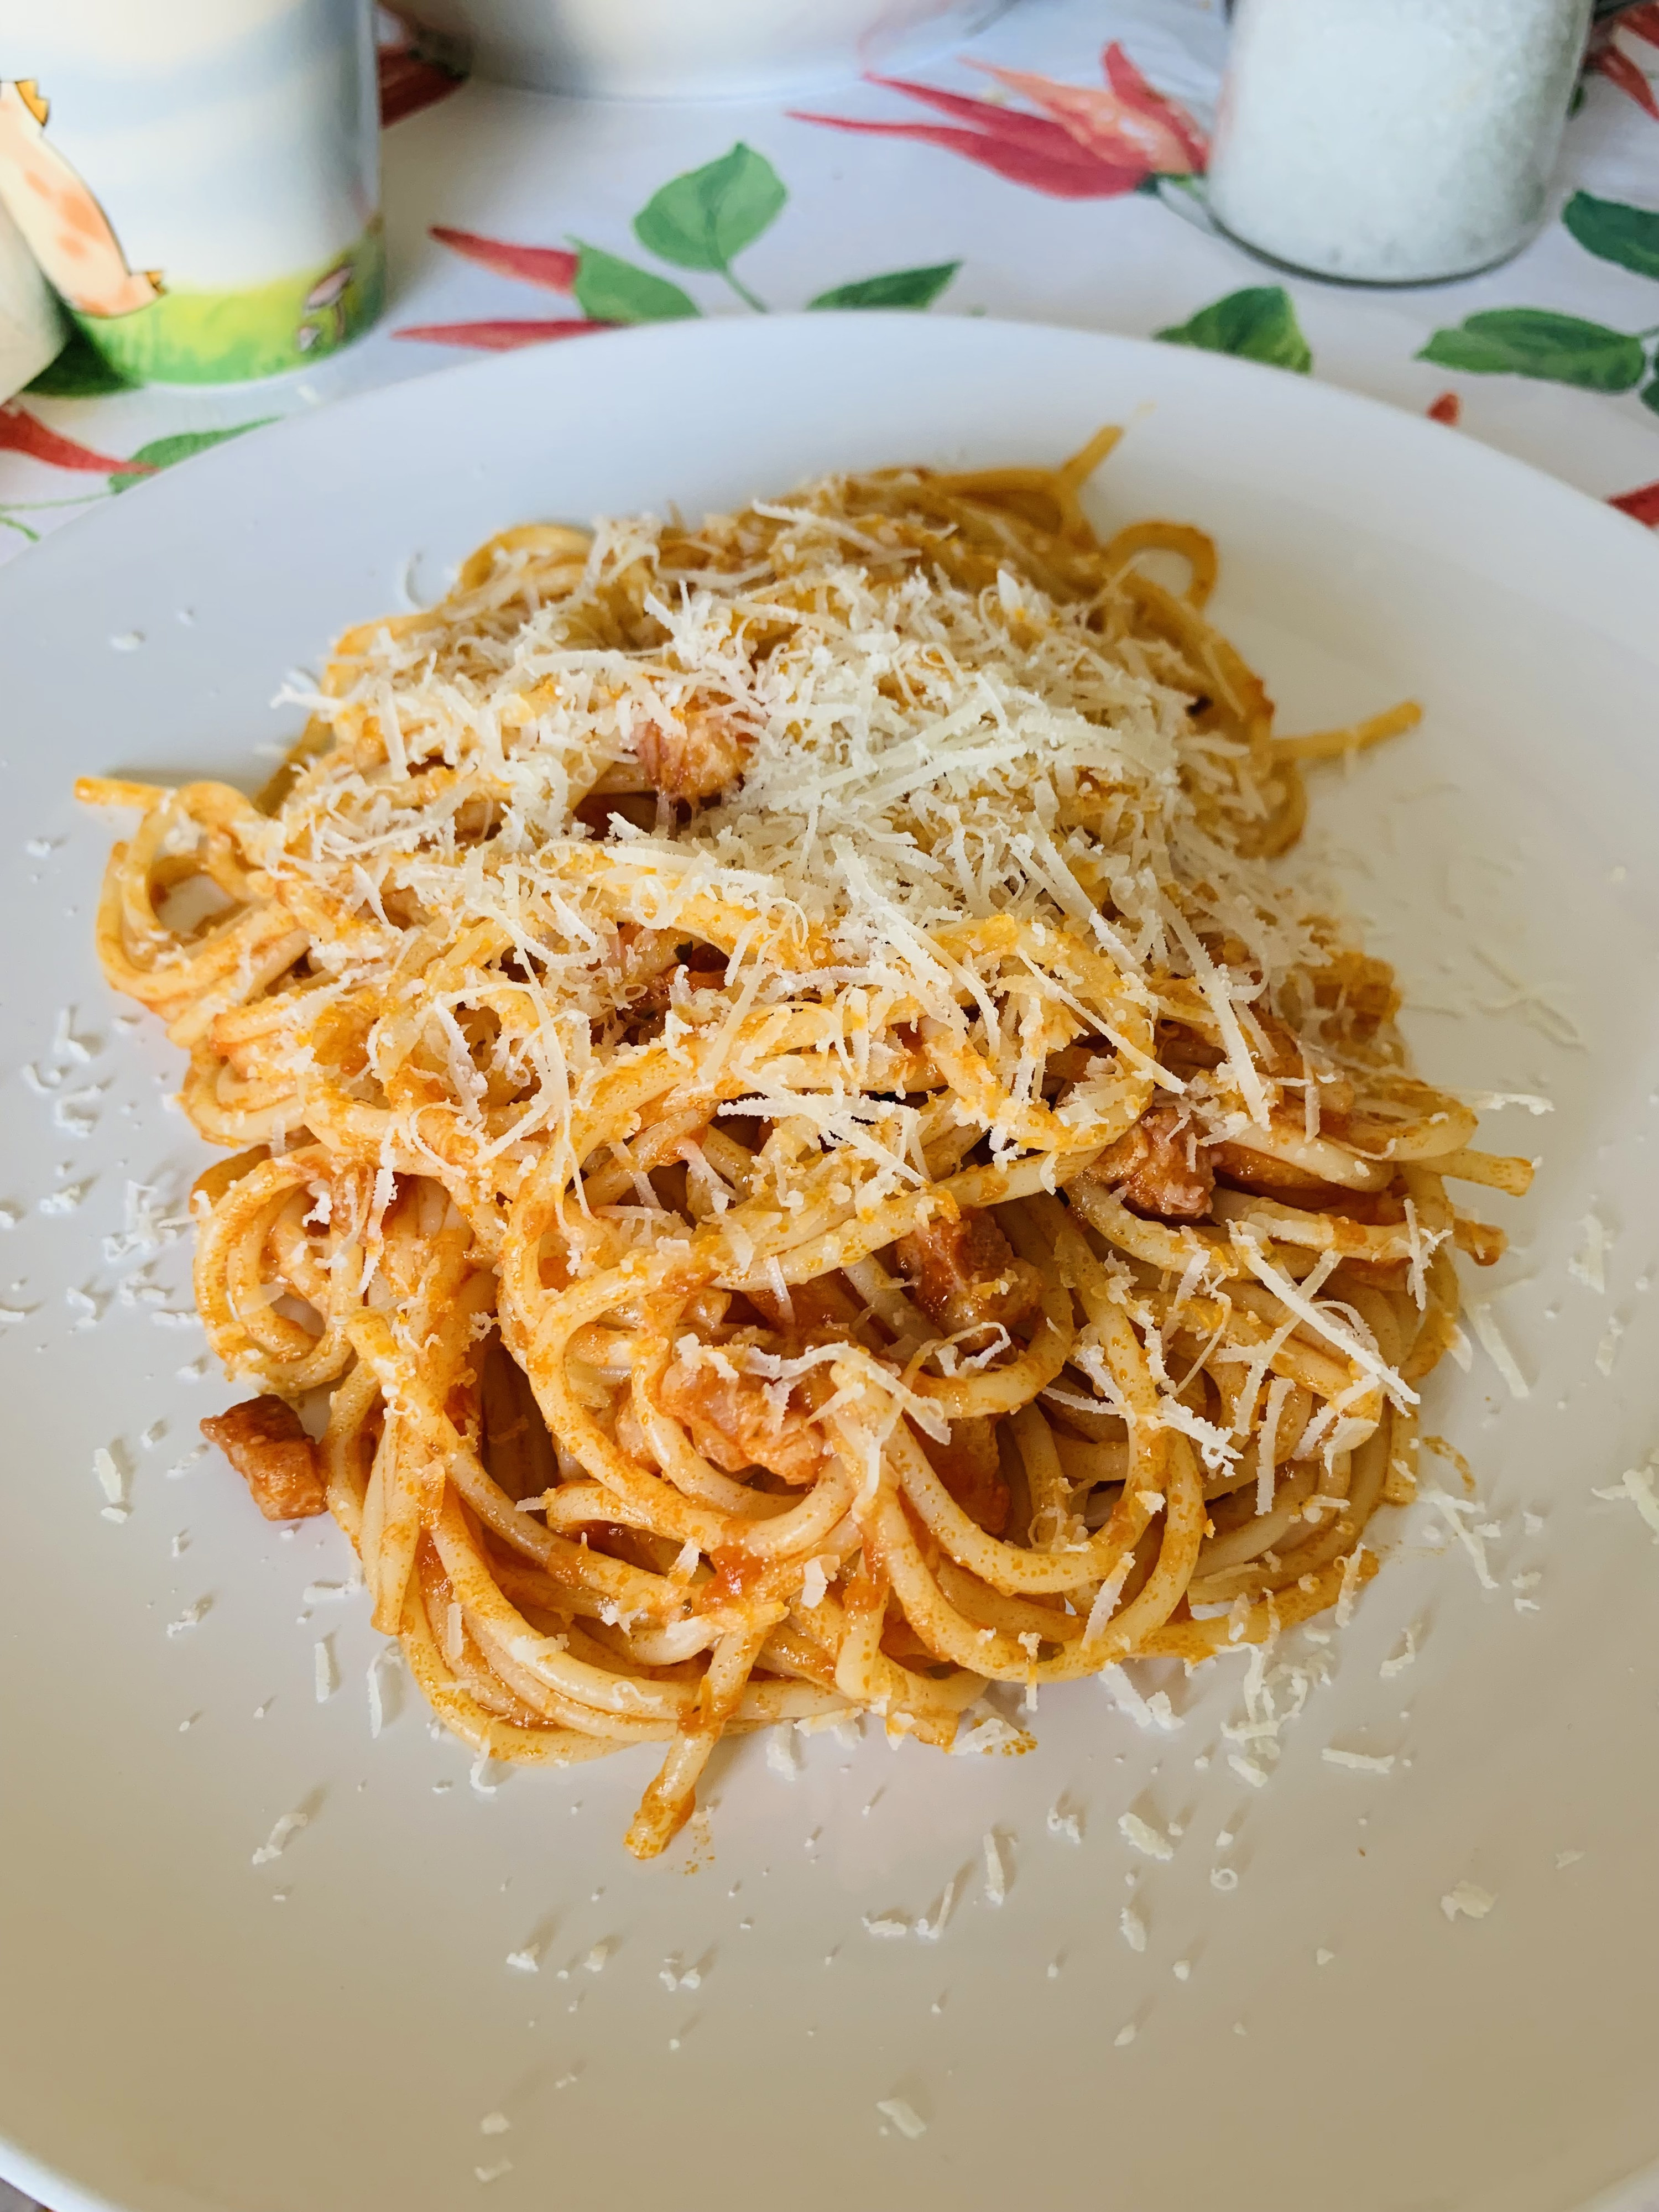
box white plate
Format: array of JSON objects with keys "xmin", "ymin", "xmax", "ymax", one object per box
[{"xmin": 2, "ymin": 316, "xmax": 1657, "ymax": 2212}]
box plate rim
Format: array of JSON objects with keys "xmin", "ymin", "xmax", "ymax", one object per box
[{"xmin": 2, "ymin": 311, "xmax": 1656, "ymax": 644}]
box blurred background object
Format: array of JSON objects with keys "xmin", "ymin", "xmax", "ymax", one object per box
[
  {"xmin": 0, "ymin": 0, "xmax": 383, "ymax": 384},
  {"xmin": 1208, "ymin": 0, "xmax": 1595, "ymax": 284},
  {"xmin": 0, "ymin": 191, "xmax": 62, "ymax": 401},
  {"xmin": 376, "ymin": 4, "xmax": 468, "ymax": 123},
  {"xmin": 401, "ymin": 0, "xmax": 1014, "ymax": 101}
]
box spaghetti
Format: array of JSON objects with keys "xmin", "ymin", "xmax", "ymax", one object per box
[{"xmin": 81, "ymin": 434, "xmax": 1529, "ymax": 1858}]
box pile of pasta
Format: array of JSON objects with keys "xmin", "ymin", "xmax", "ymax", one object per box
[{"xmin": 83, "ymin": 432, "xmax": 1530, "ymax": 1857}]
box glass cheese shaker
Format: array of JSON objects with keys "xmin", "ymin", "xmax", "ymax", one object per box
[{"xmin": 1207, "ymin": 0, "xmax": 1595, "ymax": 285}]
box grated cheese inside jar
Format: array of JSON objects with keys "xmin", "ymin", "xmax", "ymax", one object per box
[{"xmin": 1207, "ymin": 0, "xmax": 1594, "ymax": 285}]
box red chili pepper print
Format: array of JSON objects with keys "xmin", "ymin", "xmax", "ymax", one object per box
[
  {"xmin": 1609, "ymin": 479, "xmax": 1659, "ymax": 526},
  {"xmin": 377, "ymin": 11, "xmax": 466, "ymax": 126},
  {"xmin": 0, "ymin": 403, "xmax": 154, "ymax": 474},
  {"xmin": 1426, "ymin": 392, "xmax": 1462, "ymax": 425},
  {"xmin": 429, "ymin": 229, "xmax": 580, "ymax": 291},
  {"xmin": 1588, "ymin": 6, "xmax": 1659, "ymax": 120},
  {"xmin": 791, "ymin": 42, "xmax": 1207, "ymax": 200},
  {"xmin": 392, "ymin": 319, "xmax": 607, "ymax": 350}
]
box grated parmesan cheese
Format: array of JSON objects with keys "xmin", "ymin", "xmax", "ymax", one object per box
[
  {"xmin": 1118, "ymin": 1811, "xmax": 1174, "ymax": 1860},
  {"xmin": 230, "ymin": 477, "xmax": 1436, "ymax": 1428},
  {"xmin": 39, "ymin": 1180, "xmax": 93, "ymax": 1216},
  {"xmin": 92, "ymin": 1445, "xmax": 126, "ymax": 1506},
  {"xmin": 876, "ymin": 2098, "xmax": 928, "ymax": 2140},
  {"xmin": 1568, "ymin": 1212, "xmax": 1609, "ymax": 1294},
  {"xmin": 1462, "ymin": 1091, "xmax": 1552, "ymax": 1116},
  {"xmin": 1321, "ymin": 1746, "xmax": 1395, "ymax": 1775},
  {"xmin": 1119, "ymin": 1906, "xmax": 1147, "ymax": 1953},
  {"xmin": 1100, "ymin": 1663, "xmax": 1179, "ymax": 1731},
  {"xmin": 251, "ymin": 1809, "xmax": 307, "ymax": 1866},
  {"xmin": 1423, "ymin": 1488, "xmax": 1499, "ymax": 1591},
  {"xmin": 950, "ymin": 1712, "xmax": 1035, "ymax": 1757},
  {"xmin": 982, "ymin": 1830, "xmax": 1010, "ymax": 1906},
  {"xmin": 1468, "ymin": 1301, "xmax": 1529, "ymax": 1399},
  {"xmin": 1592, "ymin": 1454, "xmax": 1659, "ymax": 1543},
  {"xmin": 1334, "ymin": 1543, "xmax": 1366, "ymax": 1626},
  {"xmin": 1440, "ymin": 1881, "xmax": 1495, "ymax": 1922},
  {"xmin": 1380, "ymin": 1624, "xmax": 1419, "ymax": 1679},
  {"xmin": 765, "ymin": 1726, "xmax": 803, "ymax": 1780},
  {"xmin": 1045, "ymin": 1800, "xmax": 1083, "ymax": 1845},
  {"xmin": 863, "ymin": 1912, "xmax": 910, "ymax": 1939},
  {"xmin": 1083, "ymin": 1561, "xmax": 1131, "ymax": 1647},
  {"xmin": 1595, "ymin": 1318, "xmax": 1625, "ymax": 1377},
  {"xmin": 915, "ymin": 1875, "xmax": 961, "ymax": 1942},
  {"xmin": 302, "ymin": 1576, "xmax": 362, "ymax": 1603},
  {"xmin": 367, "ymin": 1650, "xmax": 395, "ymax": 1738}
]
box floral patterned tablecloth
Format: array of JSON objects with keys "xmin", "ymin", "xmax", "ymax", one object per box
[
  {"xmin": 2, "ymin": 3, "xmax": 1658, "ymax": 2209},
  {"xmin": 2, "ymin": 0, "xmax": 1659, "ymax": 560}
]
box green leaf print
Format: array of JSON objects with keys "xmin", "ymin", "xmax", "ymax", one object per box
[
  {"xmin": 1642, "ymin": 372, "xmax": 1659, "ymax": 418},
  {"xmin": 1155, "ymin": 287, "xmax": 1312, "ymax": 373},
  {"xmin": 1562, "ymin": 191, "xmax": 1659, "ymax": 283},
  {"xmin": 570, "ymin": 244, "xmax": 699, "ymax": 325},
  {"xmin": 1417, "ymin": 309, "xmax": 1646, "ymax": 392},
  {"xmin": 808, "ymin": 263, "xmax": 962, "ymax": 310},
  {"xmin": 109, "ymin": 421, "xmax": 274, "ymax": 494},
  {"xmin": 634, "ymin": 144, "xmax": 786, "ymax": 310}
]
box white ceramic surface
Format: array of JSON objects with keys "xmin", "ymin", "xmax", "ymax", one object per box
[
  {"xmin": 404, "ymin": 0, "xmax": 1012, "ymax": 100},
  {"xmin": 0, "ymin": 192, "xmax": 60, "ymax": 401},
  {"xmin": 1, "ymin": 315, "xmax": 1657, "ymax": 2212}
]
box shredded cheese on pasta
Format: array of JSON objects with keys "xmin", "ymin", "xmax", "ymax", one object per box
[{"xmin": 81, "ymin": 437, "xmax": 1533, "ymax": 1857}]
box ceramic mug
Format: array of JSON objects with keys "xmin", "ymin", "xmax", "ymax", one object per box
[{"xmin": 0, "ymin": 0, "xmax": 382, "ymax": 385}]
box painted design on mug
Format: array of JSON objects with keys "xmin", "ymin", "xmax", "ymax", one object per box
[
  {"xmin": 0, "ymin": 81, "xmax": 163, "ymax": 318},
  {"xmin": 298, "ymin": 260, "xmax": 357, "ymax": 353}
]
